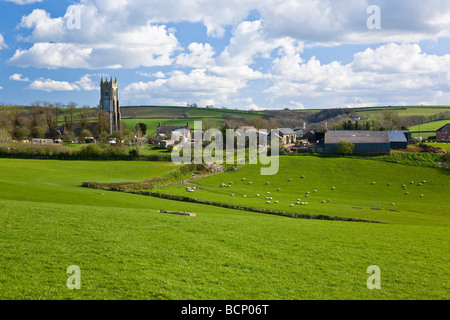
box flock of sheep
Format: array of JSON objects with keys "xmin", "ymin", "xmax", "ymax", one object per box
[{"xmin": 187, "ymin": 175, "xmax": 428, "ymax": 209}]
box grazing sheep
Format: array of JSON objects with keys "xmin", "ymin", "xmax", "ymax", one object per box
[
  {"xmin": 304, "ymin": 202, "xmax": 309, "ymax": 205},
  {"xmin": 229, "ymin": 182, "xmax": 233, "ymax": 185},
  {"xmin": 420, "ymin": 194, "xmax": 424, "ymax": 197},
  {"xmin": 391, "ymin": 203, "xmax": 395, "ymax": 206},
  {"xmin": 267, "ymin": 192, "xmax": 271, "ymax": 194},
  {"xmin": 256, "ymin": 194, "xmax": 260, "ymax": 197},
  {"xmin": 313, "ymin": 190, "xmax": 318, "ymax": 193},
  {"xmin": 248, "ymin": 182, "xmax": 252, "ymax": 185},
  {"xmin": 410, "ymin": 181, "xmax": 414, "ymax": 184},
  {"xmin": 418, "ymin": 183, "xmax": 422, "ymax": 186},
  {"xmin": 290, "ymin": 204, "xmax": 294, "ymax": 207},
  {"xmin": 331, "ymin": 187, "xmax": 336, "ymax": 190},
  {"xmin": 327, "ymin": 200, "xmax": 331, "ymax": 202},
  {"xmin": 275, "ymin": 201, "xmax": 279, "ymax": 204},
  {"xmin": 296, "ymin": 199, "xmax": 301, "ymax": 202},
  {"xmin": 243, "ymin": 195, "xmax": 247, "ymax": 198},
  {"xmin": 371, "ymin": 182, "xmax": 376, "ymax": 185},
  {"xmin": 265, "ymin": 182, "xmax": 270, "ymax": 185},
  {"xmin": 305, "ymin": 194, "xmax": 310, "ymax": 197},
  {"xmin": 387, "ymin": 183, "xmax": 392, "ymax": 186},
  {"xmin": 277, "ymin": 188, "xmax": 281, "ymax": 191},
  {"xmin": 231, "ymin": 194, "xmax": 235, "ymax": 197},
  {"xmin": 288, "ymin": 179, "xmax": 293, "ymax": 182},
  {"xmin": 266, "ymin": 201, "xmax": 271, "ymax": 204},
  {"xmin": 321, "ymin": 201, "xmax": 326, "ymax": 203},
  {"xmin": 296, "ymin": 201, "xmax": 300, "ymax": 205},
  {"xmin": 422, "ymin": 180, "xmax": 427, "ymax": 183},
  {"xmin": 242, "ymin": 178, "xmax": 246, "ymax": 181},
  {"xmin": 405, "ymin": 192, "xmax": 409, "ymax": 195},
  {"xmin": 301, "ymin": 175, "xmax": 305, "ymax": 179}
]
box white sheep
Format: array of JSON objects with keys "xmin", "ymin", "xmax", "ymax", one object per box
[
  {"xmin": 231, "ymin": 194, "xmax": 235, "ymax": 197},
  {"xmin": 256, "ymin": 194, "xmax": 260, "ymax": 197},
  {"xmin": 288, "ymin": 179, "xmax": 293, "ymax": 182},
  {"xmin": 275, "ymin": 201, "xmax": 279, "ymax": 204},
  {"xmin": 391, "ymin": 203, "xmax": 395, "ymax": 206},
  {"xmin": 331, "ymin": 187, "xmax": 336, "ymax": 190},
  {"xmin": 420, "ymin": 194, "xmax": 424, "ymax": 197},
  {"xmin": 267, "ymin": 192, "xmax": 271, "ymax": 194},
  {"xmin": 242, "ymin": 178, "xmax": 246, "ymax": 181},
  {"xmin": 387, "ymin": 183, "xmax": 392, "ymax": 186},
  {"xmin": 301, "ymin": 175, "xmax": 305, "ymax": 179},
  {"xmin": 313, "ymin": 190, "xmax": 318, "ymax": 193},
  {"xmin": 321, "ymin": 201, "xmax": 326, "ymax": 203},
  {"xmin": 290, "ymin": 204, "xmax": 294, "ymax": 207},
  {"xmin": 243, "ymin": 195, "xmax": 247, "ymax": 198},
  {"xmin": 266, "ymin": 201, "xmax": 271, "ymax": 204},
  {"xmin": 296, "ymin": 201, "xmax": 300, "ymax": 205},
  {"xmin": 405, "ymin": 192, "xmax": 409, "ymax": 195},
  {"xmin": 327, "ymin": 200, "xmax": 331, "ymax": 202},
  {"xmin": 277, "ymin": 188, "xmax": 281, "ymax": 191},
  {"xmin": 371, "ymin": 182, "xmax": 376, "ymax": 185},
  {"xmin": 265, "ymin": 182, "xmax": 270, "ymax": 185},
  {"xmin": 248, "ymin": 182, "xmax": 252, "ymax": 185}
]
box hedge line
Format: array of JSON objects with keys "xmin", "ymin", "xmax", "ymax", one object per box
[{"xmin": 81, "ymin": 182, "xmax": 385, "ymax": 224}]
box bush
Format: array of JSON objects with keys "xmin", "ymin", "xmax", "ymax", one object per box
[
  {"xmin": 336, "ymin": 141, "xmax": 355, "ymax": 155},
  {"xmin": 79, "ymin": 144, "xmax": 103, "ymax": 159}
]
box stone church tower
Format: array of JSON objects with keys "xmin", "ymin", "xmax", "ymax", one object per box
[{"xmin": 100, "ymin": 77, "xmax": 121, "ymax": 133}]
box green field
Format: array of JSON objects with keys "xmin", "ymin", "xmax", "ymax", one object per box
[
  {"xmin": 0, "ymin": 157, "xmax": 449, "ymax": 299},
  {"xmin": 354, "ymin": 106, "xmax": 450, "ymax": 121},
  {"xmin": 409, "ymin": 119, "xmax": 450, "ymax": 134}
]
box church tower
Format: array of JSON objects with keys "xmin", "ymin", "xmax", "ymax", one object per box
[{"xmin": 100, "ymin": 77, "xmax": 121, "ymax": 133}]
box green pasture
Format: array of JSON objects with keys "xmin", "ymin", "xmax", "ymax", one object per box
[{"xmin": 0, "ymin": 157, "xmax": 448, "ymax": 299}]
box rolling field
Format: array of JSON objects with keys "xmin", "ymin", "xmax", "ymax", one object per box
[
  {"xmin": 0, "ymin": 157, "xmax": 449, "ymax": 299},
  {"xmin": 160, "ymin": 157, "xmax": 450, "ymax": 226},
  {"xmin": 354, "ymin": 106, "xmax": 450, "ymax": 120}
]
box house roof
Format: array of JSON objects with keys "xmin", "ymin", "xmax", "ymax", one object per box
[
  {"xmin": 325, "ymin": 131, "xmax": 390, "ymax": 144},
  {"xmin": 156, "ymin": 125, "xmax": 189, "ymax": 135},
  {"xmin": 277, "ymin": 128, "xmax": 296, "ymax": 135},
  {"xmin": 387, "ymin": 131, "xmax": 408, "ymax": 143},
  {"xmin": 436, "ymin": 123, "xmax": 450, "ymax": 132}
]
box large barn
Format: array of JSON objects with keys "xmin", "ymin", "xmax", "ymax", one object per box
[{"xmin": 324, "ymin": 131, "xmax": 391, "ymax": 154}]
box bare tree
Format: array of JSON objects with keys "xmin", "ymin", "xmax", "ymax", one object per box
[
  {"xmin": 79, "ymin": 105, "xmax": 91, "ymax": 131},
  {"xmin": 28, "ymin": 107, "xmax": 46, "ymax": 138}
]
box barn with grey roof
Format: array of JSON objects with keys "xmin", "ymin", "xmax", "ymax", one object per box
[{"xmin": 324, "ymin": 131, "xmax": 391, "ymax": 154}]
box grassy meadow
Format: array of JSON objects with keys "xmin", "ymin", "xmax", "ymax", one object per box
[{"xmin": 0, "ymin": 157, "xmax": 449, "ymax": 300}]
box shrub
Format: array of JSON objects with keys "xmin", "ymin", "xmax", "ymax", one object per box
[
  {"xmin": 80, "ymin": 143, "xmax": 103, "ymax": 159},
  {"xmin": 336, "ymin": 141, "xmax": 355, "ymax": 155}
]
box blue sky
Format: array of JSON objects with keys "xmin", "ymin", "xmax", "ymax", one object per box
[{"xmin": 1, "ymin": 0, "xmax": 450, "ymax": 110}]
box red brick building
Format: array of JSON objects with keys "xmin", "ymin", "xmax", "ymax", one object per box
[{"xmin": 436, "ymin": 123, "xmax": 450, "ymax": 141}]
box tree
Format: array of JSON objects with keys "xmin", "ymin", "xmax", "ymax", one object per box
[
  {"xmin": 9, "ymin": 109, "xmax": 27, "ymax": 141},
  {"xmin": 28, "ymin": 107, "xmax": 46, "ymax": 138},
  {"xmin": 79, "ymin": 105, "xmax": 91, "ymax": 131},
  {"xmin": 66, "ymin": 101, "xmax": 77, "ymax": 133},
  {"xmin": 336, "ymin": 141, "xmax": 355, "ymax": 155},
  {"xmin": 135, "ymin": 123, "xmax": 147, "ymax": 136}
]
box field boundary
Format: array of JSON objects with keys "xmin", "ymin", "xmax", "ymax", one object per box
[{"xmin": 81, "ymin": 182, "xmax": 386, "ymax": 224}]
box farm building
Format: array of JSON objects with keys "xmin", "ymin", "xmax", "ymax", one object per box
[
  {"xmin": 324, "ymin": 131, "xmax": 391, "ymax": 154},
  {"xmin": 436, "ymin": 123, "xmax": 450, "ymax": 141},
  {"xmin": 387, "ymin": 131, "xmax": 409, "ymax": 149},
  {"xmin": 303, "ymin": 130, "xmax": 325, "ymax": 145},
  {"xmin": 32, "ymin": 138, "xmax": 53, "ymax": 145},
  {"xmin": 157, "ymin": 122, "xmax": 191, "ymax": 146},
  {"xmin": 269, "ymin": 128, "xmax": 297, "ymax": 147}
]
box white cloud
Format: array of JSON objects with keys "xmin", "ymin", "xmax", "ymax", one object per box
[
  {"xmin": 75, "ymin": 74, "xmax": 96, "ymax": 91},
  {"xmin": 176, "ymin": 43, "xmax": 215, "ymax": 68},
  {"xmin": 10, "ymin": 5, "xmax": 179, "ymax": 69},
  {"xmin": 4, "ymin": 0, "xmax": 43, "ymax": 4},
  {"xmin": 28, "ymin": 78, "xmax": 79, "ymax": 92},
  {"xmin": 265, "ymin": 42, "xmax": 450, "ymax": 107},
  {"xmin": 27, "ymin": 74, "xmax": 99, "ymax": 92},
  {"xmin": 10, "ymin": 73, "xmax": 30, "ymax": 82}
]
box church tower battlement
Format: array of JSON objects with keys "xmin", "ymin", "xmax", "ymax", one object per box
[{"xmin": 100, "ymin": 77, "xmax": 121, "ymax": 133}]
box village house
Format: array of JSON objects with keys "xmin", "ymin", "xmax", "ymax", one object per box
[
  {"xmin": 436, "ymin": 123, "xmax": 450, "ymax": 141},
  {"xmin": 269, "ymin": 128, "xmax": 297, "ymax": 147}
]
